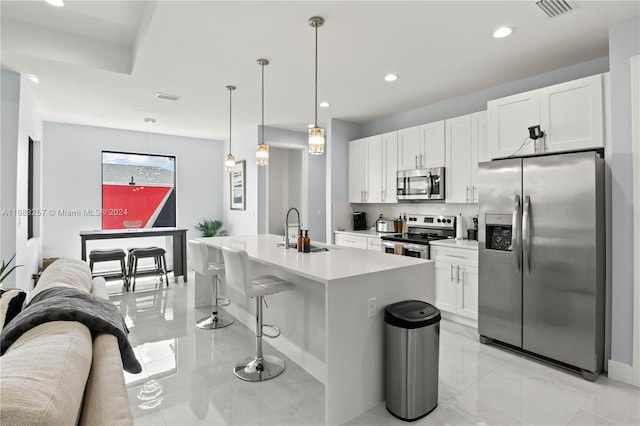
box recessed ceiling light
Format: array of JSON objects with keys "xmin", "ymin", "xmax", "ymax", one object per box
[
  {"xmin": 44, "ymin": 0, "xmax": 65, "ymax": 7},
  {"xmin": 493, "ymin": 27, "xmax": 513, "ymax": 39},
  {"xmin": 384, "ymin": 74, "xmax": 398, "ymax": 82},
  {"xmin": 26, "ymin": 74, "xmax": 39, "ymax": 84},
  {"xmin": 144, "ymin": 118, "xmax": 156, "ymax": 124},
  {"xmin": 319, "ymin": 102, "xmax": 330, "ymax": 108}
]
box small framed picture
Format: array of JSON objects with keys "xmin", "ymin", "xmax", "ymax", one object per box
[{"xmin": 230, "ymin": 160, "xmax": 246, "ymax": 210}]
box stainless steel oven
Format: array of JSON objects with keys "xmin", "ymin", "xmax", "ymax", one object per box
[
  {"xmin": 381, "ymin": 240, "xmax": 430, "ymax": 258},
  {"xmin": 380, "ymin": 214, "xmax": 455, "ymax": 260}
]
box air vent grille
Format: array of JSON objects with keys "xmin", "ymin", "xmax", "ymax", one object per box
[
  {"xmin": 536, "ymin": 0, "xmax": 577, "ymax": 18},
  {"xmin": 155, "ymin": 92, "xmax": 182, "ymax": 101}
]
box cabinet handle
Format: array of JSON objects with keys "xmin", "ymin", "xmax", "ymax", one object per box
[
  {"xmin": 420, "ymin": 154, "xmax": 424, "ymax": 169},
  {"xmin": 415, "ymin": 155, "xmax": 419, "ymax": 169},
  {"xmin": 381, "ymin": 189, "xmax": 385, "ymax": 202},
  {"xmin": 472, "ymin": 186, "xmax": 477, "ymax": 202},
  {"xmin": 365, "ymin": 190, "xmax": 368, "ymax": 202},
  {"xmin": 457, "ymin": 266, "xmax": 463, "ymax": 284},
  {"xmin": 465, "ymin": 185, "xmax": 470, "ymax": 202},
  {"xmin": 450, "ymin": 264, "xmax": 455, "ymax": 281}
]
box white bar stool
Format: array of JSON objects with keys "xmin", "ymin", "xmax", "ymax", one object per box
[
  {"xmin": 190, "ymin": 240, "xmax": 234, "ymax": 329},
  {"xmin": 221, "ymin": 246, "xmax": 295, "ymax": 382}
]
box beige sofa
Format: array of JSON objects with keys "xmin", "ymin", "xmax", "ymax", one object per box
[{"xmin": 0, "ymin": 258, "xmax": 134, "ymax": 425}]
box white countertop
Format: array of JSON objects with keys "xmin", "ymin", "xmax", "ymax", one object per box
[
  {"xmin": 198, "ymin": 234, "xmax": 430, "ymax": 283},
  {"xmin": 430, "ymin": 238, "xmax": 479, "ymax": 250},
  {"xmin": 333, "ymin": 228, "xmax": 398, "ymax": 238}
]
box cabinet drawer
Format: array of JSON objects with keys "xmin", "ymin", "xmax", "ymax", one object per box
[
  {"xmin": 334, "ymin": 234, "xmax": 367, "ymax": 249},
  {"xmin": 431, "ymin": 246, "xmax": 478, "ymax": 265},
  {"xmin": 367, "ymin": 237, "xmax": 381, "ymax": 251}
]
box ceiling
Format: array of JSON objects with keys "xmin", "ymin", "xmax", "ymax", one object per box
[{"xmin": 1, "ymin": 1, "xmax": 639, "ymax": 141}]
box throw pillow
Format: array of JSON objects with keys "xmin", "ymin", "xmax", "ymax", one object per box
[{"xmin": 0, "ymin": 288, "xmax": 27, "ymax": 329}]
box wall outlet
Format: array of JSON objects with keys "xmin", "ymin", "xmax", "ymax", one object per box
[{"xmin": 367, "ymin": 297, "xmax": 377, "ymax": 318}]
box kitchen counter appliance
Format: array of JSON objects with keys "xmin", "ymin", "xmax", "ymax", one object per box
[
  {"xmin": 353, "ymin": 211, "xmax": 367, "ymax": 231},
  {"xmin": 478, "ymin": 149, "xmax": 605, "ymax": 381},
  {"xmin": 375, "ymin": 216, "xmax": 397, "ymax": 233},
  {"xmin": 397, "ymin": 167, "xmax": 445, "ymax": 201},
  {"xmin": 381, "ymin": 214, "xmax": 455, "ymax": 259}
]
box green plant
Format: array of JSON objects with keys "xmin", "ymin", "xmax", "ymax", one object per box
[
  {"xmin": 0, "ymin": 254, "xmax": 21, "ymax": 284},
  {"xmin": 195, "ymin": 219, "xmax": 228, "ymax": 237}
]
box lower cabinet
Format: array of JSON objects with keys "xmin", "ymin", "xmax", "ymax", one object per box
[
  {"xmin": 334, "ymin": 233, "xmax": 381, "ymax": 251},
  {"xmin": 432, "ymin": 245, "xmax": 478, "ymax": 324}
]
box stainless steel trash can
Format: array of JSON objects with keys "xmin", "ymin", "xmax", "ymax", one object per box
[{"xmin": 385, "ymin": 300, "xmax": 441, "ymax": 421}]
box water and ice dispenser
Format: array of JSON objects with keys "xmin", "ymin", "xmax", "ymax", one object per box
[{"xmin": 484, "ymin": 214, "xmax": 513, "ymax": 251}]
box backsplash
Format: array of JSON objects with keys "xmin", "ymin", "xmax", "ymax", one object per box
[{"xmin": 339, "ymin": 203, "xmax": 479, "ymax": 233}]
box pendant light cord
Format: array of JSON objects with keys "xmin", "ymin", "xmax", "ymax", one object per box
[
  {"xmin": 229, "ymin": 87, "xmax": 232, "ymax": 152},
  {"xmin": 261, "ymin": 62, "xmax": 265, "ymax": 144},
  {"xmin": 314, "ymin": 24, "xmax": 318, "ymax": 127}
]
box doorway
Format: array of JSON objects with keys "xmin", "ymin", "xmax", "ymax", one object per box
[{"xmin": 266, "ymin": 146, "xmax": 308, "ymax": 239}]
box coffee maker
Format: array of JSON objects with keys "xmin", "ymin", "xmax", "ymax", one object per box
[{"xmin": 353, "ymin": 211, "xmax": 367, "ymax": 231}]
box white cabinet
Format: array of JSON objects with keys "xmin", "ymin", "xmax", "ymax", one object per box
[
  {"xmin": 348, "ymin": 133, "xmax": 397, "ymax": 204},
  {"xmin": 334, "ymin": 232, "xmax": 381, "ymax": 251},
  {"xmin": 445, "ymin": 111, "xmax": 486, "ymax": 203},
  {"xmin": 348, "ymin": 138, "xmax": 367, "ymax": 203},
  {"xmin": 488, "ymin": 74, "xmax": 604, "ymax": 159},
  {"xmin": 382, "ymin": 132, "xmax": 398, "ymax": 203},
  {"xmin": 367, "ymin": 237, "xmax": 381, "ymax": 251},
  {"xmin": 397, "ymin": 121, "xmax": 445, "ymax": 171},
  {"xmin": 334, "ymin": 233, "xmax": 367, "ymax": 249},
  {"xmin": 432, "ymin": 246, "xmax": 478, "ymax": 322}
]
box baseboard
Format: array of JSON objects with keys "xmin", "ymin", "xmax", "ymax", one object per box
[
  {"xmin": 440, "ymin": 310, "xmax": 478, "ymax": 329},
  {"xmin": 607, "ymin": 359, "xmax": 636, "ymax": 386},
  {"xmin": 222, "ymin": 302, "xmax": 327, "ymax": 385}
]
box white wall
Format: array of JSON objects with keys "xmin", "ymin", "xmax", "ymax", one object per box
[
  {"xmin": 609, "ymin": 15, "xmax": 640, "ymax": 368},
  {"xmin": 42, "ymin": 122, "xmax": 224, "ymax": 259},
  {"xmin": 0, "ymin": 71, "xmax": 43, "ymax": 290},
  {"xmin": 225, "ymin": 125, "xmax": 326, "ymax": 241}
]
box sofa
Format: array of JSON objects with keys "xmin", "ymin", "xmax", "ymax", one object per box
[{"xmin": 0, "ymin": 258, "xmax": 135, "ymax": 425}]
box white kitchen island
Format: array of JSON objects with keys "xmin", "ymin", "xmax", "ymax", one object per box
[{"xmin": 196, "ymin": 234, "xmax": 434, "ymax": 425}]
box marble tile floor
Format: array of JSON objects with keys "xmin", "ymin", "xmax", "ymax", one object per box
[{"xmin": 106, "ymin": 274, "xmax": 639, "ymax": 426}]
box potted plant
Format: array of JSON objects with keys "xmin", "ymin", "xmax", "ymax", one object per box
[
  {"xmin": 0, "ymin": 254, "xmax": 21, "ymax": 284},
  {"xmin": 194, "ymin": 219, "xmax": 228, "ymax": 237}
]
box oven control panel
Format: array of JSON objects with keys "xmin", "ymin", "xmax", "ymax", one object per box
[{"xmin": 405, "ymin": 214, "xmax": 455, "ymax": 230}]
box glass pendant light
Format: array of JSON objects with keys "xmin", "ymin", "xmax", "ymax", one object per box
[
  {"xmin": 225, "ymin": 85, "xmax": 236, "ymax": 173},
  {"xmin": 308, "ymin": 16, "xmax": 325, "ymax": 155},
  {"xmin": 256, "ymin": 58, "xmax": 269, "ymax": 166}
]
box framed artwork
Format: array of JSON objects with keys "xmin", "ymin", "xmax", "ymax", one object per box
[
  {"xmin": 230, "ymin": 160, "xmax": 246, "ymax": 210},
  {"xmin": 101, "ymin": 151, "xmax": 176, "ymax": 229}
]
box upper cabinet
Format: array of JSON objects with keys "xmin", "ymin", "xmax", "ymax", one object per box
[
  {"xmin": 348, "ymin": 132, "xmax": 397, "ymax": 204},
  {"xmin": 445, "ymin": 111, "xmax": 486, "ymax": 204},
  {"xmin": 487, "ymin": 74, "xmax": 604, "ymax": 159},
  {"xmin": 397, "ymin": 121, "xmax": 445, "ymax": 171}
]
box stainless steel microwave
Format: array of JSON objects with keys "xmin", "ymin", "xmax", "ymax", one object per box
[{"xmin": 397, "ymin": 167, "xmax": 445, "ymax": 201}]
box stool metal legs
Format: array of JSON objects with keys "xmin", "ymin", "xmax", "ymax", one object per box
[
  {"xmin": 196, "ymin": 275, "xmax": 234, "ymax": 330},
  {"xmin": 234, "ymin": 296, "xmax": 286, "ymax": 382}
]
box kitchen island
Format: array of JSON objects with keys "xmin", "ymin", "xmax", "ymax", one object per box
[{"xmin": 196, "ymin": 234, "xmax": 434, "ymax": 425}]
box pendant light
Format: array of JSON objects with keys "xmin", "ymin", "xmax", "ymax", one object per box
[
  {"xmin": 256, "ymin": 59, "xmax": 269, "ymax": 166},
  {"xmin": 308, "ymin": 16, "xmax": 325, "ymax": 155},
  {"xmin": 224, "ymin": 85, "xmax": 236, "ymax": 173}
]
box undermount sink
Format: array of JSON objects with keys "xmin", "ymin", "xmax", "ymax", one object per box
[{"xmin": 276, "ymin": 243, "xmax": 330, "ymax": 252}]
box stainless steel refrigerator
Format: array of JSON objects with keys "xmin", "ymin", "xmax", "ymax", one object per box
[{"xmin": 478, "ymin": 149, "xmax": 605, "ymax": 381}]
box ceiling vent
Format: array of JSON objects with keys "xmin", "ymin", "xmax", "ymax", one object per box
[
  {"xmin": 536, "ymin": 0, "xmax": 577, "ymax": 18},
  {"xmin": 155, "ymin": 92, "xmax": 182, "ymax": 101}
]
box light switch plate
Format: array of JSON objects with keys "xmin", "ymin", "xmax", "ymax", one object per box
[{"xmin": 367, "ymin": 297, "xmax": 376, "ymax": 318}]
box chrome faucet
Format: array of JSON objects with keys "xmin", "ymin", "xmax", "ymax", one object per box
[{"xmin": 284, "ymin": 207, "xmax": 301, "ymax": 249}]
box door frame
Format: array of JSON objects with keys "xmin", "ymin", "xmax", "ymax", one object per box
[{"xmin": 263, "ymin": 142, "xmax": 309, "ymax": 237}]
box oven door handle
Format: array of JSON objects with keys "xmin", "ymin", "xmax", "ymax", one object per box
[{"xmin": 402, "ymin": 243, "xmax": 428, "ymax": 252}]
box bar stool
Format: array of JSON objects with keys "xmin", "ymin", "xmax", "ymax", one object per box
[
  {"xmin": 221, "ymin": 246, "xmax": 295, "ymax": 382},
  {"xmin": 89, "ymin": 249, "xmax": 128, "ymax": 290},
  {"xmin": 189, "ymin": 240, "xmax": 234, "ymax": 329},
  {"xmin": 129, "ymin": 247, "xmax": 169, "ymax": 292}
]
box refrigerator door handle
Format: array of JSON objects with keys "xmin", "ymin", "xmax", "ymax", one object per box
[
  {"xmin": 523, "ymin": 195, "xmax": 531, "ymax": 273},
  {"xmin": 511, "ymin": 194, "xmax": 521, "ymax": 271}
]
